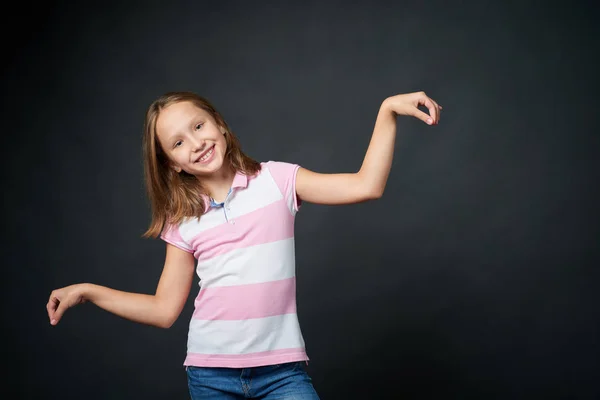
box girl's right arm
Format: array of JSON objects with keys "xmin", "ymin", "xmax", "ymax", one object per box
[{"xmin": 46, "ymin": 243, "xmax": 196, "ymax": 329}]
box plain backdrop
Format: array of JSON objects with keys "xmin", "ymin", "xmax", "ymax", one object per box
[{"xmin": 2, "ymin": 1, "xmax": 599, "ymax": 399}]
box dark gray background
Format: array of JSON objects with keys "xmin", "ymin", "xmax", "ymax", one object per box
[{"xmin": 3, "ymin": 1, "xmax": 599, "ymax": 399}]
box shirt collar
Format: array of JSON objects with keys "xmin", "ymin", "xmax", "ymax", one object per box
[
  {"xmin": 231, "ymin": 171, "xmax": 249, "ymax": 189},
  {"xmin": 201, "ymin": 171, "xmax": 249, "ymax": 212}
]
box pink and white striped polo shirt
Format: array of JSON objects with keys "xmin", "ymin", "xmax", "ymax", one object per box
[{"xmin": 160, "ymin": 161, "xmax": 309, "ymax": 368}]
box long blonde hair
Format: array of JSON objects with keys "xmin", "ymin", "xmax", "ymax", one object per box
[{"xmin": 142, "ymin": 92, "xmax": 261, "ymax": 238}]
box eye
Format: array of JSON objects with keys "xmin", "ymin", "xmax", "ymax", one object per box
[
  {"xmin": 174, "ymin": 140, "xmax": 183, "ymax": 148},
  {"xmin": 195, "ymin": 123, "xmax": 203, "ymax": 130}
]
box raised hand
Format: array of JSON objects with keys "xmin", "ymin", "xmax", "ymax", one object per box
[{"xmin": 384, "ymin": 91, "xmax": 442, "ymax": 125}]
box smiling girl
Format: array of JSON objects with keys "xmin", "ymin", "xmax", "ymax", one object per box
[{"xmin": 47, "ymin": 90, "xmax": 441, "ymax": 399}]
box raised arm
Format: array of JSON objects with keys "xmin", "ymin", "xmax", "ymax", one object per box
[
  {"xmin": 296, "ymin": 91, "xmax": 441, "ymax": 205},
  {"xmin": 47, "ymin": 243, "xmax": 196, "ymax": 329}
]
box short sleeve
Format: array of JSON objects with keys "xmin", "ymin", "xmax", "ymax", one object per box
[
  {"xmin": 264, "ymin": 161, "xmax": 302, "ymax": 215},
  {"xmin": 160, "ymin": 223, "xmax": 194, "ymax": 253}
]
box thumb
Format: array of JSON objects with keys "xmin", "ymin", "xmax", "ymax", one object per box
[
  {"xmin": 412, "ymin": 108, "xmax": 434, "ymax": 125},
  {"xmin": 52, "ymin": 302, "xmax": 69, "ymax": 325}
]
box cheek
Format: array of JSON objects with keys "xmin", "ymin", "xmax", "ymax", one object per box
[{"xmin": 219, "ymin": 136, "xmax": 229, "ymax": 153}]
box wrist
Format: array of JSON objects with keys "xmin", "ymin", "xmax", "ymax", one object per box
[
  {"xmin": 380, "ymin": 98, "xmax": 396, "ymax": 116},
  {"xmin": 79, "ymin": 283, "xmax": 95, "ymax": 301}
]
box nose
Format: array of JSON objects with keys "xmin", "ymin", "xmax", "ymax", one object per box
[{"xmin": 189, "ymin": 136, "xmax": 205, "ymax": 152}]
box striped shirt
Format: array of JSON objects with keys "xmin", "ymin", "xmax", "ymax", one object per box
[{"xmin": 161, "ymin": 161, "xmax": 309, "ymax": 368}]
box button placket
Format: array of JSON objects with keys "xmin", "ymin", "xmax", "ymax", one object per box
[{"xmin": 224, "ymin": 200, "xmax": 234, "ymax": 224}]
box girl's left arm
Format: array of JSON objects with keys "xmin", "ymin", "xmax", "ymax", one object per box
[{"xmin": 296, "ymin": 91, "xmax": 442, "ymax": 205}]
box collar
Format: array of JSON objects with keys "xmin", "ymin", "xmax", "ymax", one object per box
[
  {"xmin": 201, "ymin": 171, "xmax": 249, "ymax": 213},
  {"xmin": 231, "ymin": 171, "xmax": 249, "ymax": 189}
]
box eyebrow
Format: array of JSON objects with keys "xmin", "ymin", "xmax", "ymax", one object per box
[
  {"xmin": 159, "ymin": 108, "xmax": 207, "ymax": 142},
  {"xmin": 167, "ymin": 117, "xmax": 205, "ymax": 147}
]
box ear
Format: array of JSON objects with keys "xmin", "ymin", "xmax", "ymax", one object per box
[{"xmin": 171, "ymin": 164, "xmax": 182, "ymax": 173}]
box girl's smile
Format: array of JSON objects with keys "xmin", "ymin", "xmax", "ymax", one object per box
[{"xmin": 195, "ymin": 144, "xmax": 216, "ymax": 164}]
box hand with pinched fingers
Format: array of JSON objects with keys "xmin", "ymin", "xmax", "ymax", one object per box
[
  {"xmin": 384, "ymin": 91, "xmax": 442, "ymax": 125},
  {"xmin": 47, "ymin": 284, "xmax": 87, "ymax": 325}
]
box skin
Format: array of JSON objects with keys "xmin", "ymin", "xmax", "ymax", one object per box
[
  {"xmin": 47, "ymin": 91, "xmax": 441, "ymax": 328},
  {"xmin": 155, "ymin": 101, "xmax": 234, "ymax": 202}
]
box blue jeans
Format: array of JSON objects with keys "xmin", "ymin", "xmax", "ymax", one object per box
[{"xmin": 186, "ymin": 361, "xmax": 320, "ymax": 399}]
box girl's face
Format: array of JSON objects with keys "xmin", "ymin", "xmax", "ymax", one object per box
[{"xmin": 155, "ymin": 101, "xmax": 228, "ymax": 177}]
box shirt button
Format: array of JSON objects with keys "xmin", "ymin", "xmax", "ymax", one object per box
[{"xmin": 230, "ymin": 220, "xmax": 235, "ymax": 225}]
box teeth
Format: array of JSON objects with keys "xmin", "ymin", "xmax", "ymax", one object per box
[{"xmin": 200, "ymin": 147, "xmax": 214, "ymax": 162}]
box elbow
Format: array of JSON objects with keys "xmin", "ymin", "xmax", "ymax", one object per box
[
  {"xmin": 363, "ymin": 187, "xmax": 384, "ymax": 201},
  {"xmin": 371, "ymin": 190, "xmax": 384, "ymax": 200},
  {"xmin": 156, "ymin": 311, "xmax": 179, "ymax": 329},
  {"xmin": 157, "ymin": 316, "xmax": 176, "ymax": 329},
  {"xmin": 355, "ymin": 171, "xmax": 384, "ymax": 201},
  {"xmin": 153, "ymin": 296, "xmax": 183, "ymax": 329}
]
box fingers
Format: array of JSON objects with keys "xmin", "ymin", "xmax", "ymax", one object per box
[
  {"xmin": 52, "ymin": 302, "xmax": 69, "ymax": 325},
  {"xmin": 432, "ymin": 100, "xmax": 442, "ymax": 125},
  {"xmin": 432, "ymin": 100, "xmax": 442, "ymax": 116},
  {"xmin": 423, "ymin": 97, "xmax": 438, "ymax": 125},
  {"xmin": 417, "ymin": 92, "xmax": 442, "ymax": 125},
  {"xmin": 413, "ymin": 108, "xmax": 435, "ymax": 125},
  {"xmin": 47, "ymin": 290, "xmax": 69, "ymax": 326},
  {"xmin": 47, "ymin": 293, "xmax": 60, "ymax": 325}
]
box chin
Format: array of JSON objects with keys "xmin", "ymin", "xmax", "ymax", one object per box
[{"xmin": 192, "ymin": 157, "xmax": 226, "ymax": 176}]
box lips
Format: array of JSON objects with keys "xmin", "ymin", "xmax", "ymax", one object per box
[{"xmin": 194, "ymin": 145, "xmax": 215, "ymax": 163}]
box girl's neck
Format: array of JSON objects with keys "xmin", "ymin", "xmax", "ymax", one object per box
[{"xmin": 201, "ymin": 162, "xmax": 236, "ymax": 203}]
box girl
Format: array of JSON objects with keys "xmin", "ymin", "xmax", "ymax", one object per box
[{"xmin": 47, "ymin": 90, "xmax": 441, "ymax": 399}]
